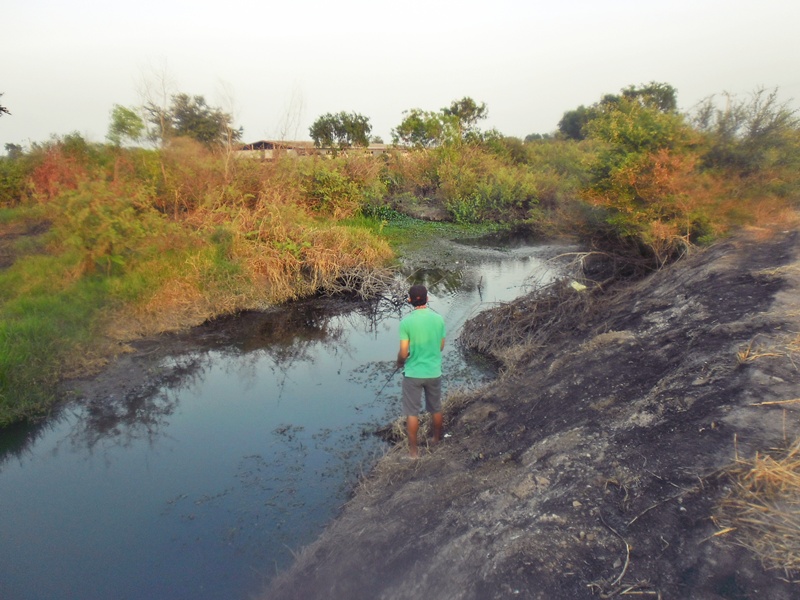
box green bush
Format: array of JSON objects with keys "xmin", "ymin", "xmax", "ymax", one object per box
[
  {"xmin": 0, "ymin": 154, "xmax": 35, "ymax": 206},
  {"xmin": 693, "ymin": 88, "xmax": 800, "ymax": 175}
]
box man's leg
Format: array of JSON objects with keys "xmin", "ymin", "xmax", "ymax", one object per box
[
  {"xmin": 423, "ymin": 377, "xmax": 443, "ymax": 445},
  {"xmin": 431, "ymin": 412, "xmax": 443, "ymax": 443},
  {"xmin": 407, "ymin": 415, "xmax": 420, "ymax": 458}
]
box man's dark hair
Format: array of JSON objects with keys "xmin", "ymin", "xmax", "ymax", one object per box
[{"xmin": 408, "ymin": 284, "xmax": 428, "ymax": 307}]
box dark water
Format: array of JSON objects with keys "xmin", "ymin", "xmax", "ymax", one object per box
[{"xmin": 0, "ymin": 242, "xmax": 567, "ymax": 600}]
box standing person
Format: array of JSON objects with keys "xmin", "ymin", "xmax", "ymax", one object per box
[{"xmin": 397, "ymin": 284, "xmax": 446, "ymax": 458}]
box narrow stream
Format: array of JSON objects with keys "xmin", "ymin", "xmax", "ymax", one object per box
[{"xmin": 0, "ymin": 240, "xmax": 568, "ymax": 600}]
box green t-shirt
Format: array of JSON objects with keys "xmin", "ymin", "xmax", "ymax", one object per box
[{"xmin": 399, "ymin": 307, "xmax": 446, "ymax": 378}]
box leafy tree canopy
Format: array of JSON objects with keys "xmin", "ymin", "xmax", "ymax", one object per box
[
  {"xmin": 442, "ymin": 97, "xmax": 488, "ymax": 137},
  {"xmin": 4, "ymin": 143, "xmax": 23, "ymax": 158},
  {"xmin": 107, "ymin": 105, "xmax": 145, "ymax": 147},
  {"xmin": 392, "ymin": 109, "xmax": 451, "ymax": 148},
  {"xmin": 309, "ymin": 111, "xmax": 372, "ymax": 150},
  {"xmin": 392, "ymin": 97, "xmax": 488, "ymax": 148},
  {"xmin": 524, "ymin": 133, "xmax": 552, "ymax": 142},
  {"xmin": 557, "ymin": 105, "xmax": 597, "ymax": 141},
  {"xmin": 558, "ymin": 82, "xmax": 678, "ymax": 140},
  {"xmin": 145, "ymin": 94, "xmax": 242, "ymax": 148}
]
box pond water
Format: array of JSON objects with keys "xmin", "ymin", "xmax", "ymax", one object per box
[{"xmin": 0, "ymin": 240, "xmax": 567, "ymax": 600}]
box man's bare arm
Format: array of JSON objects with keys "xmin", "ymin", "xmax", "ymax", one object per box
[{"xmin": 397, "ymin": 339, "xmax": 410, "ymax": 367}]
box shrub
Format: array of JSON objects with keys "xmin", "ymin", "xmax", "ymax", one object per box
[
  {"xmin": 0, "ymin": 153, "xmax": 35, "ymax": 206},
  {"xmin": 436, "ymin": 146, "xmax": 540, "ymax": 223},
  {"xmin": 693, "ymin": 88, "xmax": 800, "ymax": 175},
  {"xmin": 582, "ymin": 98, "xmax": 705, "ymax": 265}
]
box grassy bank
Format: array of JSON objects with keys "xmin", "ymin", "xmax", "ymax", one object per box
[{"xmin": 0, "ymin": 141, "xmax": 396, "ymax": 425}]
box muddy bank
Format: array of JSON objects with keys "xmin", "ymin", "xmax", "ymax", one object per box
[{"xmin": 264, "ymin": 227, "xmax": 800, "ymax": 600}]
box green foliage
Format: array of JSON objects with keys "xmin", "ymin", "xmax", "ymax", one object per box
[
  {"xmin": 302, "ymin": 161, "xmax": 363, "ymax": 218},
  {"xmin": 107, "ymin": 104, "xmax": 145, "ymax": 146},
  {"xmin": 5, "ymin": 143, "xmax": 23, "ymax": 158},
  {"xmin": 483, "ymin": 135, "xmax": 528, "ymax": 165},
  {"xmin": 585, "ymin": 97, "xmax": 694, "ymax": 183},
  {"xmin": 558, "ymin": 82, "xmax": 678, "ymax": 141},
  {"xmin": 392, "ymin": 109, "xmax": 452, "ymax": 148},
  {"xmin": 693, "ymin": 87, "xmax": 800, "ymax": 175},
  {"xmin": 524, "ymin": 133, "xmax": 552, "ymax": 142},
  {"xmin": 54, "ymin": 182, "xmax": 170, "ymax": 275},
  {"xmin": 0, "ymin": 152, "xmax": 34, "ymax": 206},
  {"xmin": 621, "ymin": 82, "xmax": 678, "ymax": 112},
  {"xmin": 583, "ymin": 95, "xmax": 703, "ymax": 264},
  {"xmin": 435, "ymin": 147, "xmax": 541, "ymax": 223},
  {"xmin": 309, "ymin": 112, "xmax": 372, "ymax": 150},
  {"xmin": 146, "ymin": 94, "xmax": 242, "ymax": 148},
  {"xmin": 443, "ymin": 97, "xmax": 488, "ymax": 139},
  {"xmin": 528, "ymin": 140, "xmax": 594, "ymax": 208},
  {"xmin": 0, "ymin": 92, "xmax": 9, "ymax": 117},
  {"xmin": 294, "ymin": 154, "xmax": 387, "ymax": 219},
  {"xmin": 558, "ymin": 105, "xmax": 597, "ymax": 140},
  {"xmin": 392, "ymin": 97, "xmax": 488, "ymax": 148}
]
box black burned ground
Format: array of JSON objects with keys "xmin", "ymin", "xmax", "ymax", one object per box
[{"xmin": 265, "ymin": 228, "xmax": 800, "ymax": 600}]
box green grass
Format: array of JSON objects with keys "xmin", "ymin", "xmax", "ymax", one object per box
[
  {"xmin": 0, "ymin": 256, "xmax": 109, "ymax": 425},
  {"xmin": 347, "ymin": 209, "xmax": 504, "ymax": 253}
]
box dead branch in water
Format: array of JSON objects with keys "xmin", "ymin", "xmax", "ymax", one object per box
[{"xmin": 320, "ymin": 266, "xmax": 400, "ymax": 300}]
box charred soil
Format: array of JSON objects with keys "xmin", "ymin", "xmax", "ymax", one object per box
[{"xmin": 264, "ymin": 227, "xmax": 800, "ymax": 600}]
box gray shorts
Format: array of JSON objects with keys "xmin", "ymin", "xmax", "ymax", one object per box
[{"xmin": 401, "ymin": 376, "xmax": 442, "ymax": 416}]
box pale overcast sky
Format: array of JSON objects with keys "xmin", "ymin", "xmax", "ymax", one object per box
[{"xmin": 2, "ymin": 0, "xmax": 798, "ymax": 150}]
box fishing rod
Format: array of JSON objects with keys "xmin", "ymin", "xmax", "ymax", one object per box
[{"xmin": 376, "ymin": 364, "xmax": 400, "ymax": 398}]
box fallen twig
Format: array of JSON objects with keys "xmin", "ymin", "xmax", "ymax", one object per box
[
  {"xmin": 599, "ymin": 512, "xmax": 631, "ymax": 588},
  {"xmin": 750, "ymin": 398, "xmax": 800, "ymax": 406}
]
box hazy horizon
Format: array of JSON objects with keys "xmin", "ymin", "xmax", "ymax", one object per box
[{"xmin": 2, "ymin": 0, "xmax": 798, "ymax": 151}]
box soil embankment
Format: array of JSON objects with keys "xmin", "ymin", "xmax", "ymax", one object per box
[{"xmin": 265, "ymin": 226, "xmax": 800, "ymax": 600}]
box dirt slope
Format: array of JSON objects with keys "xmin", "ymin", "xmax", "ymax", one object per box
[{"xmin": 264, "ymin": 227, "xmax": 800, "ymax": 600}]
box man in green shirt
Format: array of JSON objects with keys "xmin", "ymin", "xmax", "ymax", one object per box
[{"xmin": 397, "ymin": 284, "xmax": 446, "ymax": 458}]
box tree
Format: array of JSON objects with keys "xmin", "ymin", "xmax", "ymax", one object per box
[
  {"xmin": 443, "ymin": 97, "xmax": 488, "ymax": 138},
  {"xmin": 106, "ymin": 105, "xmax": 145, "ymax": 146},
  {"xmin": 524, "ymin": 133, "xmax": 552, "ymax": 142},
  {"xmin": 145, "ymin": 93, "xmax": 242, "ymax": 148},
  {"xmin": 0, "ymin": 93, "xmax": 9, "ymax": 117},
  {"xmin": 4, "ymin": 143, "xmax": 22, "ymax": 159},
  {"xmin": 309, "ymin": 112, "xmax": 372, "ymax": 150},
  {"xmin": 392, "ymin": 97, "xmax": 489, "ymax": 148},
  {"xmin": 557, "ymin": 105, "xmax": 597, "ymax": 140},
  {"xmin": 558, "ymin": 82, "xmax": 678, "ymax": 141},
  {"xmin": 392, "ymin": 109, "xmax": 450, "ymax": 148},
  {"xmin": 621, "ymin": 82, "xmax": 678, "ymax": 113},
  {"xmin": 582, "ymin": 95, "xmax": 700, "ymax": 264}
]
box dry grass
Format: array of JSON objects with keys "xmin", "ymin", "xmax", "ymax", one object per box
[
  {"xmin": 736, "ymin": 337, "xmax": 784, "ymax": 364},
  {"xmin": 717, "ymin": 437, "xmax": 800, "ymax": 581},
  {"xmin": 735, "ymin": 324, "xmax": 800, "ymax": 367}
]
